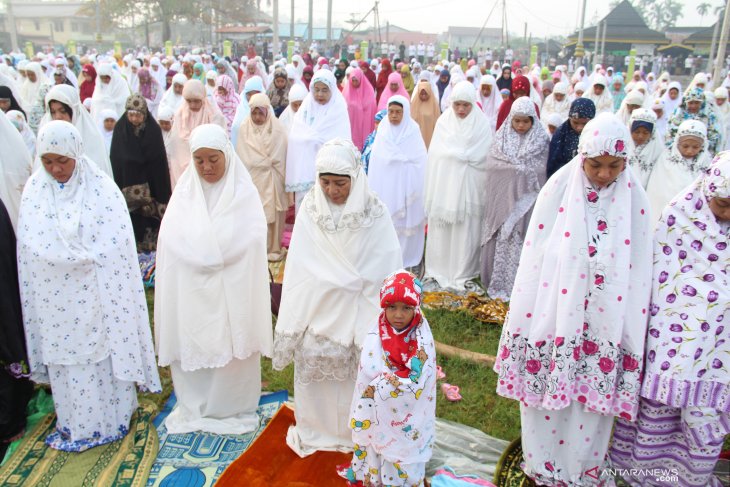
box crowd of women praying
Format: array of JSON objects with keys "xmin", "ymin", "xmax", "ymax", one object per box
[{"xmin": 0, "ymin": 46, "xmax": 727, "ymax": 487}]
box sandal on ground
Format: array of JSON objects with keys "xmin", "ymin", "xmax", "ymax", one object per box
[
  {"xmin": 441, "ymin": 382, "xmax": 462, "ymax": 402},
  {"xmin": 436, "ymin": 365, "xmax": 446, "ymax": 380}
]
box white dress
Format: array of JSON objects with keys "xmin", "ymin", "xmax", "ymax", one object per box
[
  {"xmin": 155, "ymin": 124, "xmax": 272, "ymax": 435},
  {"xmin": 18, "ymin": 121, "xmax": 160, "ymax": 452},
  {"xmin": 273, "ymin": 140, "xmax": 402, "ymax": 457},
  {"xmin": 424, "ymin": 81, "xmax": 491, "ymax": 292}
]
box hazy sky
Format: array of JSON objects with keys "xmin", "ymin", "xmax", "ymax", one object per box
[{"xmin": 265, "ymin": 0, "xmax": 718, "ymax": 38}]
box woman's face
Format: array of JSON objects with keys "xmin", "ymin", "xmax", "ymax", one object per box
[
  {"xmin": 193, "ymin": 147, "xmax": 226, "ymax": 183},
  {"xmin": 104, "ymin": 118, "xmax": 116, "ymax": 131},
  {"xmin": 313, "ymin": 82, "xmax": 332, "ymax": 105},
  {"xmin": 217, "ymin": 86, "xmax": 227, "ymax": 97},
  {"xmin": 677, "ymin": 135, "xmax": 703, "ymax": 159},
  {"xmin": 303, "ymin": 71, "xmax": 312, "ymax": 81},
  {"xmin": 41, "ymin": 152, "xmax": 76, "ymax": 183},
  {"xmin": 554, "ymin": 93, "xmax": 565, "ymax": 102},
  {"xmin": 653, "ymin": 108, "xmax": 664, "ymax": 120},
  {"xmin": 274, "ymin": 77, "xmax": 286, "ymax": 89},
  {"xmin": 100, "ymin": 75, "xmax": 111, "ymax": 84},
  {"xmin": 613, "ymin": 81, "xmax": 622, "ymax": 92},
  {"xmin": 247, "ymin": 64, "xmax": 256, "ymax": 74},
  {"xmin": 502, "ymin": 69, "xmax": 511, "ymax": 79},
  {"xmin": 27, "ymin": 71, "xmax": 37, "ymax": 83},
  {"xmin": 126, "ymin": 109, "xmax": 145, "ymax": 127},
  {"xmin": 0, "ymin": 99, "xmax": 10, "ymax": 112},
  {"xmin": 669, "ymin": 88, "xmax": 679, "ymax": 100},
  {"xmin": 49, "ymin": 101, "xmax": 72, "ymax": 122},
  {"xmin": 216, "ymin": 65, "xmax": 226, "ymax": 75},
  {"xmin": 418, "ymin": 88, "xmax": 429, "ymax": 101},
  {"xmin": 687, "ymin": 100, "xmax": 702, "ymax": 114},
  {"xmin": 319, "ymin": 174, "xmax": 351, "ymax": 205},
  {"xmin": 593, "ymin": 84, "xmax": 604, "ymax": 96},
  {"xmin": 709, "ymin": 197, "xmax": 730, "ymax": 221},
  {"xmin": 251, "ymin": 106, "xmax": 267, "ymax": 125},
  {"xmin": 575, "ymin": 89, "xmax": 585, "ymax": 97},
  {"xmin": 159, "ymin": 120, "xmax": 171, "ymax": 131},
  {"xmin": 194, "ymin": 67, "xmax": 202, "ymax": 76},
  {"xmin": 82, "ymin": 72, "xmax": 92, "ymax": 82},
  {"xmin": 631, "ymin": 126, "xmax": 651, "ymax": 146},
  {"xmin": 717, "ymin": 97, "xmax": 727, "ymax": 107},
  {"xmin": 185, "ymin": 97, "xmax": 203, "ymax": 112},
  {"xmin": 481, "ymin": 84, "xmax": 492, "ymax": 98},
  {"xmin": 569, "ymin": 117, "xmax": 590, "ymax": 134},
  {"xmin": 511, "ymin": 115, "xmax": 533, "ymax": 134},
  {"xmin": 351, "ymin": 76, "xmax": 361, "ymax": 88},
  {"xmin": 583, "ymin": 155, "xmax": 625, "ymax": 188},
  {"xmin": 207, "ymin": 78, "xmax": 216, "ymax": 87},
  {"xmin": 453, "ymin": 100, "xmax": 472, "ymax": 118},
  {"xmin": 246, "ymin": 90, "xmax": 260, "ymax": 102},
  {"xmin": 627, "ymin": 103, "xmax": 640, "ymax": 114},
  {"xmin": 388, "ymin": 104, "xmax": 403, "ymax": 125},
  {"xmin": 542, "ymin": 88, "xmax": 552, "ymax": 98},
  {"xmin": 439, "ymin": 74, "xmax": 449, "ymax": 83},
  {"xmin": 291, "ymin": 100, "xmax": 303, "ymax": 112},
  {"xmin": 389, "ymin": 82, "xmax": 399, "ymax": 92},
  {"xmin": 174, "ymin": 83, "xmax": 184, "ymax": 95}
]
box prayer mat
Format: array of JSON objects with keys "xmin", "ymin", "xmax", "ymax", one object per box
[
  {"xmin": 0, "ymin": 399, "xmax": 159, "ymax": 487},
  {"xmin": 138, "ymin": 251, "xmax": 156, "ymax": 288},
  {"xmin": 423, "ymin": 292, "xmax": 509, "ymax": 325},
  {"xmin": 492, "ymin": 438, "xmax": 535, "ymax": 487},
  {"xmin": 215, "ymin": 404, "xmax": 352, "ymax": 487},
  {"xmin": 146, "ymin": 390, "xmax": 288, "ymax": 487}
]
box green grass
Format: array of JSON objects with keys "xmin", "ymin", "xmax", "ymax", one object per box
[{"xmin": 141, "ymin": 289, "xmax": 520, "ymax": 442}]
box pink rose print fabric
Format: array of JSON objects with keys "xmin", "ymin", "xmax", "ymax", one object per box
[{"xmin": 494, "ymin": 113, "xmax": 653, "ymax": 486}]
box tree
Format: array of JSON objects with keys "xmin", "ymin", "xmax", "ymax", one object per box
[
  {"xmin": 83, "ymin": 0, "xmax": 261, "ymax": 44},
  {"xmin": 698, "ymin": 1, "xmax": 712, "ymax": 24},
  {"xmin": 608, "ymin": 0, "xmax": 683, "ymax": 31}
]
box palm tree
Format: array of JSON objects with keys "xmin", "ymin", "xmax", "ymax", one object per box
[{"xmin": 698, "ymin": 2, "xmax": 712, "ymax": 24}]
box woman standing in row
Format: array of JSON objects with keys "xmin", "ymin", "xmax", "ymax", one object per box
[{"xmin": 18, "ymin": 121, "xmax": 160, "ymax": 451}]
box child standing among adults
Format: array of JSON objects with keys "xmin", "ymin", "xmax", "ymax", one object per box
[{"xmin": 339, "ymin": 270, "xmax": 436, "ymax": 487}]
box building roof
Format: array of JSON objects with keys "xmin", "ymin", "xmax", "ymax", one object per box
[
  {"xmin": 217, "ymin": 26, "xmax": 271, "ymax": 34},
  {"xmin": 447, "ymin": 26, "xmax": 501, "ymax": 38},
  {"xmin": 683, "ymin": 23, "xmax": 718, "ymax": 44},
  {"xmin": 567, "ymin": 0, "xmax": 668, "ymax": 45},
  {"xmin": 3, "ymin": 1, "xmax": 89, "ymax": 17}
]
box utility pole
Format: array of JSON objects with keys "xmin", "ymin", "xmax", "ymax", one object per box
[
  {"xmin": 712, "ymin": 0, "xmax": 730, "ymax": 88},
  {"xmin": 575, "ymin": 0, "xmax": 588, "ymax": 69},
  {"xmin": 327, "ymin": 0, "xmax": 332, "ymax": 50},
  {"xmin": 96, "ymin": 0, "xmax": 101, "ymax": 50},
  {"xmin": 273, "ymin": 0, "xmax": 279, "ymax": 58},
  {"xmin": 308, "ymin": 0, "xmax": 313, "ymax": 44},
  {"xmin": 6, "ymin": 0, "xmax": 19, "ymax": 52},
  {"xmin": 601, "ymin": 19, "xmax": 607, "ymax": 65},
  {"xmin": 709, "ymin": 15, "xmax": 721, "ymax": 73},
  {"xmin": 290, "ymin": 0, "xmax": 295, "ymax": 46}
]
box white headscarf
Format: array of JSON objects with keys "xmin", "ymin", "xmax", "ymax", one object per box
[
  {"xmin": 425, "ymin": 81, "xmax": 492, "ymax": 223},
  {"xmin": 541, "ymin": 81, "xmax": 571, "ymax": 124},
  {"xmin": 273, "ymin": 139, "xmax": 402, "ymax": 378},
  {"xmin": 6, "ymin": 109, "xmax": 35, "ymax": 159},
  {"xmin": 477, "ymin": 74, "xmax": 500, "ymax": 132},
  {"xmin": 285, "ymin": 69, "xmax": 351, "ymax": 192},
  {"xmin": 279, "ymin": 83, "xmax": 308, "ymax": 133},
  {"xmin": 42, "ymin": 84, "xmax": 114, "ymax": 178},
  {"xmin": 584, "ymin": 74, "xmax": 614, "ymax": 114},
  {"xmin": 0, "ymin": 110, "xmax": 33, "ymax": 229},
  {"xmin": 159, "ymin": 73, "xmax": 187, "ymax": 114},
  {"xmin": 647, "ymin": 119, "xmax": 711, "ymax": 220},
  {"xmin": 149, "ymin": 56, "xmax": 167, "ymax": 88},
  {"xmin": 19, "ymin": 61, "xmax": 48, "ymax": 108},
  {"xmin": 628, "ymin": 108, "xmax": 665, "ymax": 188},
  {"xmin": 493, "ymin": 112, "xmax": 653, "ymax": 423},
  {"xmin": 17, "ymin": 120, "xmax": 161, "ymax": 391},
  {"xmin": 616, "ymin": 89, "xmax": 645, "ymax": 126},
  {"xmin": 91, "ymin": 63, "xmax": 131, "ymax": 123},
  {"xmin": 368, "ymin": 95, "xmax": 428, "ymax": 239},
  {"xmin": 155, "ymin": 124, "xmax": 272, "ymax": 371}
]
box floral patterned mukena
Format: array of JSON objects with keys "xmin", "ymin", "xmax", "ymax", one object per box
[
  {"xmin": 641, "ymin": 152, "xmax": 730, "ymax": 412},
  {"xmin": 494, "ymin": 113, "xmax": 654, "ymax": 486}
]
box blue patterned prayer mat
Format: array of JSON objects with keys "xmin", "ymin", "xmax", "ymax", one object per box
[{"xmin": 146, "ymin": 390, "xmax": 288, "ymax": 487}]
